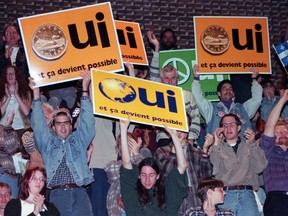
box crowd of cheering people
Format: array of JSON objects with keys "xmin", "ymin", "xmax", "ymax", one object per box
[{"xmin": 0, "ymin": 20, "xmax": 287, "ymax": 216}]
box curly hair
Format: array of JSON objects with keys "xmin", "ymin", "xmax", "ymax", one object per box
[
  {"xmin": 0, "ymin": 65, "xmax": 30, "ymax": 103},
  {"xmin": 136, "ymin": 158, "xmax": 166, "ymax": 211},
  {"xmin": 19, "ymin": 167, "xmax": 47, "ymax": 200}
]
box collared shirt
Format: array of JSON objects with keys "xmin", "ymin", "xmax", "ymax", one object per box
[
  {"xmin": 184, "ymin": 206, "xmax": 235, "ymax": 216},
  {"xmin": 48, "ymin": 155, "xmax": 75, "ymax": 188},
  {"xmin": 259, "ymin": 134, "xmax": 288, "ymax": 193}
]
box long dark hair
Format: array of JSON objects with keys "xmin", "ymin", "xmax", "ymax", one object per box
[
  {"xmin": 0, "ymin": 65, "xmax": 30, "ymax": 102},
  {"xmin": 136, "ymin": 158, "xmax": 166, "ymax": 210},
  {"xmin": 19, "ymin": 167, "xmax": 47, "ymax": 200}
]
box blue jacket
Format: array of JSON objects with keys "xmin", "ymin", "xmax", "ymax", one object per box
[{"xmin": 31, "ymin": 97, "xmax": 95, "ymax": 188}]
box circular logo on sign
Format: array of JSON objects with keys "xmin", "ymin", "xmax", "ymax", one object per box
[
  {"xmin": 32, "ymin": 23, "xmax": 68, "ymax": 60},
  {"xmin": 99, "ymin": 78, "xmax": 136, "ymax": 103},
  {"xmin": 201, "ymin": 25, "xmax": 230, "ymax": 55}
]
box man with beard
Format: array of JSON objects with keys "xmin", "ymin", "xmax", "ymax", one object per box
[
  {"xmin": 260, "ymin": 89, "xmax": 288, "ymax": 216},
  {"xmin": 159, "ymin": 28, "xmax": 177, "ymax": 51},
  {"xmin": 192, "ymin": 64, "xmax": 262, "ymax": 137}
]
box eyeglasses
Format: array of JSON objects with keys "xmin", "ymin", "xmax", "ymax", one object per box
[
  {"xmin": 31, "ymin": 176, "xmax": 46, "ymax": 182},
  {"xmin": 222, "ymin": 122, "xmax": 238, "ymax": 128},
  {"xmin": 0, "ymin": 193, "xmax": 11, "ymax": 199},
  {"xmin": 5, "ymin": 31, "xmax": 18, "ymax": 36},
  {"xmin": 54, "ymin": 121, "xmax": 71, "ymax": 126}
]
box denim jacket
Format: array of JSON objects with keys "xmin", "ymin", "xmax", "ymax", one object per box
[{"xmin": 31, "ymin": 97, "xmax": 95, "ymax": 188}]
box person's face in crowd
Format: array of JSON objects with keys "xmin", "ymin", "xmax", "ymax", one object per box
[
  {"xmin": 0, "ymin": 187, "xmax": 11, "ymax": 210},
  {"xmin": 218, "ymin": 83, "xmax": 234, "ymax": 101},
  {"xmin": 161, "ymin": 31, "xmax": 176, "ymax": 50},
  {"xmin": 209, "ymin": 187, "xmax": 226, "ymax": 204},
  {"xmin": 263, "ymin": 84, "xmax": 275, "ymax": 100},
  {"xmin": 221, "ymin": 116, "xmax": 240, "ymax": 141},
  {"xmin": 139, "ymin": 166, "xmax": 159, "ymax": 190},
  {"xmin": 52, "ymin": 114, "xmax": 72, "ymax": 139},
  {"xmin": 274, "ymin": 125, "xmax": 288, "ymax": 146},
  {"xmin": 28, "ymin": 170, "xmax": 45, "ymax": 195},
  {"xmin": 3, "ymin": 26, "xmax": 20, "ymax": 47},
  {"xmin": 6, "ymin": 67, "xmax": 16, "ymax": 85},
  {"xmin": 160, "ymin": 70, "xmax": 178, "ymax": 86}
]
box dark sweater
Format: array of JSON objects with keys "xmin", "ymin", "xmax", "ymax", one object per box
[
  {"xmin": 4, "ymin": 198, "xmax": 60, "ymax": 216},
  {"xmin": 120, "ymin": 164, "xmax": 187, "ymax": 216}
]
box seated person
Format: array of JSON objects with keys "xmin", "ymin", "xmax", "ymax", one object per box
[
  {"xmin": 184, "ymin": 178, "xmax": 235, "ymax": 216},
  {"xmin": 5, "ymin": 167, "xmax": 60, "ymax": 215},
  {"xmin": 0, "ymin": 182, "xmax": 12, "ymax": 216}
]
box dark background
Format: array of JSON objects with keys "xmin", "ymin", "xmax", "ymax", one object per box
[{"xmin": 1, "ymin": 0, "xmax": 287, "ymax": 83}]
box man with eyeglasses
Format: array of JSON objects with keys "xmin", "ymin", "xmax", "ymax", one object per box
[
  {"xmin": 0, "ymin": 23, "xmax": 29, "ymax": 79},
  {"xmin": 207, "ymin": 113, "xmax": 267, "ymax": 216},
  {"xmin": 192, "ymin": 64, "xmax": 262, "ymax": 138},
  {"xmin": 29, "ymin": 71, "xmax": 95, "ymax": 216}
]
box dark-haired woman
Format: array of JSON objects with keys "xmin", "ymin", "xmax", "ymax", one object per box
[
  {"xmin": 120, "ymin": 116, "xmax": 188, "ymax": 216},
  {"xmin": 0, "ymin": 65, "xmax": 31, "ymax": 137},
  {"xmin": 4, "ymin": 167, "xmax": 60, "ymax": 216}
]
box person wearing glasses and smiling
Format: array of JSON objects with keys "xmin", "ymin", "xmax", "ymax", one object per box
[
  {"xmin": 4, "ymin": 167, "xmax": 60, "ymax": 216},
  {"xmin": 205, "ymin": 113, "xmax": 267, "ymax": 216},
  {"xmin": 28, "ymin": 71, "xmax": 95, "ymax": 216}
]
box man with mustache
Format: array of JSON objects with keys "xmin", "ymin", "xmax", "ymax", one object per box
[
  {"xmin": 260, "ymin": 89, "xmax": 288, "ymax": 216},
  {"xmin": 192, "ymin": 64, "xmax": 262, "ymax": 137}
]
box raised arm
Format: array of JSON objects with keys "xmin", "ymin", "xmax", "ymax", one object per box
[
  {"xmin": 164, "ymin": 125, "xmax": 187, "ymax": 174},
  {"xmin": 243, "ymin": 68, "xmax": 263, "ymax": 118},
  {"xmin": 120, "ymin": 116, "xmax": 132, "ymax": 169},
  {"xmin": 264, "ymin": 89, "xmax": 288, "ymax": 137},
  {"xmin": 191, "ymin": 64, "xmax": 213, "ymax": 122},
  {"xmin": 125, "ymin": 62, "xmax": 135, "ymax": 77},
  {"xmin": 28, "ymin": 77, "xmax": 40, "ymax": 100}
]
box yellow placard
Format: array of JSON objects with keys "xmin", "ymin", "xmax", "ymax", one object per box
[
  {"xmin": 115, "ymin": 20, "xmax": 148, "ymax": 65},
  {"xmin": 194, "ymin": 16, "xmax": 271, "ymax": 74},
  {"xmin": 18, "ymin": 3, "xmax": 123, "ymax": 87},
  {"xmin": 91, "ymin": 69, "xmax": 188, "ymax": 132}
]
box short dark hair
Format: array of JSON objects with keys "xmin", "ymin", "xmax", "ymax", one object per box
[
  {"xmin": 260, "ymin": 78, "xmax": 275, "ymax": 89},
  {"xmin": 197, "ymin": 178, "xmax": 224, "ymax": 202},
  {"xmin": 51, "ymin": 110, "xmax": 72, "ymax": 126},
  {"xmin": 217, "ymin": 80, "xmax": 233, "ymax": 93},
  {"xmin": 219, "ymin": 113, "xmax": 242, "ymax": 127}
]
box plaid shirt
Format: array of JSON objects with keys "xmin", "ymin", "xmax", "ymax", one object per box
[
  {"xmin": 260, "ymin": 134, "xmax": 288, "ymax": 193},
  {"xmin": 154, "ymin": 143, "xmax": 213, "ymax": 213},
  {"xmin": 104, "ymin": 154, "xmax": 146, "ymax": 216},
  {"xmin": 48, "ymin": 155, "xmax": 75, "ymax": 188},
  {"xmin": 184, "ymin": 206, "xmax": 235, "ymax": 216}
]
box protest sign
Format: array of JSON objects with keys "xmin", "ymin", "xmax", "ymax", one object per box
[
  {"xmin": 91, "ymin": 69, "xmax": 188, "ymax": 131},
  {"xmin": 194, "ymin": 16, "xmax": 271, "ymax": 74},
  {"xmin": 18, "ymin": 2, "xmax": 123, "ymax": 87}
]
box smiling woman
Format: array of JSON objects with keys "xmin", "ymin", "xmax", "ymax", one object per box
[{"xmin": 4, "ymin": 167, "xmax": 60, "ymax": 216}]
